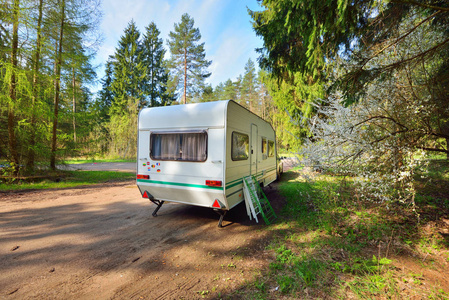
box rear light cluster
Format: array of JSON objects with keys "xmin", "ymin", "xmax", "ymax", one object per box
[
  {"xmin": 206, "ymin": 180, "xmax": 222, "ymax": 187},
  {"xmin": 137, "ymin": 174, "xmax": 149, "ymax": 180}
]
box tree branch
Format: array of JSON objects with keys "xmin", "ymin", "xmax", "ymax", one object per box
[
  {"xmin": 391, "ymin": 0, "xmax": 449, "ymax": 12},
  {"xmin": 361, "ymin": 11, "xmax": 442, "ymax": 70},
  {"xmin": 417, "ymin": 147, "xmax": 449, "ymax": 154},
  {"xmin": 381, "ymin": 37, "xmax": 449, "ymax": 71},
  {"xmin": 351, "ymin": 115, "xmax": 409, "ymax": 131}
]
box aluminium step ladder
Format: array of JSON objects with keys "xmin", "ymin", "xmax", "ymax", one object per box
[{"xmin": 243, "ymin": 175, "xmax": 277, "ymax": 225}]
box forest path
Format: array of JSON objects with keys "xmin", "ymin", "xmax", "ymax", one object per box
[{"xmin": 0, "ymin": 180, "xmax": 283, "ymax": 299}]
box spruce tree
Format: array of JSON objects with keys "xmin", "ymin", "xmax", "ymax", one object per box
[
  {"xmin": 97, "ymin": 58, "xmax": 114, "ymax": 119},
  {"xmin": 223, "ymin": 79, "xmax": 236, "ymax": 101},
  {"xmin": 141, "ymin": 22, "xmax": 172, "ymax": 107},
  {"xmin": 242, "ymin": 58, "xmax": 258, "ymax": 112},
  {"xmin": 110, "ymin": 20, "xmax": 147, "ymax": 114},
  {"xmin": 167, "ymin": 13, "xmax": 211, "ymax": 104}
]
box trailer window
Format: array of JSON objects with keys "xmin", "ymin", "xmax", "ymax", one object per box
[
  {"xmin": 231, "ymin": 132, "xmax": 249, "ymax": 161},
  {"xmin": 261, "ymin": 138, "xmax": 267, "ymax": 160},
  {"xmin": 150, "ymin": 131, "xmax": 207, "ymax": 162},
  {"xmin": 268, "ymin": 140, "xmax": 275, "ymax": 157}
]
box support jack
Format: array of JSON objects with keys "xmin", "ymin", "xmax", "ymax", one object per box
[
  {"xmin": 214, "ymin": 209, "xmax": 227, "ymax": 228},
  {"xmin": 150, "ymin": 199, "xmax": 164, "ymax": 217}
]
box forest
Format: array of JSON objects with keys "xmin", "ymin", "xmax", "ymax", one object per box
[
  {"xmin": 0, "ymin": 1, "xmax": 287, "ymax": 176},
  {"xmin": 1, "ymin": 0, "xmax": 448, "ymax": 192},
  {"xmin": 1, "ymin": 0, "xmax": 449, "ymax": 298}
]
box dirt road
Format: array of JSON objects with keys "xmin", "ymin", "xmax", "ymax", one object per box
[{"xmin": 0, "ymin": 181, "xmax": 282, "ymax": 299}]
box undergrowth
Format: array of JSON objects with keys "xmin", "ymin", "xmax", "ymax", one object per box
[{"xmin": 227, "ymin": 161, "xmax": 449, "ymax": 299}]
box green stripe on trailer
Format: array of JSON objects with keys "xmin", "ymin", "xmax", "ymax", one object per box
[
  {"xmin": 225, "ymin": 168, "xmax": 277, "ymax": 190},
  {"xmin": 137, "ymin": 179, "xmax": 224, "ymax": 190}
]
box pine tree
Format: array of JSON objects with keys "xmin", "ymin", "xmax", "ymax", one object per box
[
  {"xmin": 242, "ymin": 58, "xmax": 258, "ymax": 112},
  {"xmin": 109, "ymin": 20, "xmax": 147, "ymax": 114},
  {"xmin": 234, "ymin": 75, "xmax": 243, "ymax": 104},
  {"xmin": 141, "ymin": 22, "xmax": 171, "ymax": 107},
  {"xmin": 167, "ymin": 13, "xmax": 211, "ymax": 104},
  {"xmin": 199, "ymin": 85, "xmax": 215, "ymax": 102},
  {"xmin": 223, "ymin": 79, "xmax": 236, "ymax": 101},
  {"xmin": 97, "ymin": 58, "xmax": 114, "ymax": 118}
]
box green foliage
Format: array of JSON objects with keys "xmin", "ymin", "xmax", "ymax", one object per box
[
  {"xmin": 250, "ymin": 0, "xmax": 368, "ymax": 80},
  {"xmin": 141, "ymin": 22, "xmax": 173, "ymax": 107},
  {"xmin": 236, "ymin": 166, "xmax": 447, "ymax": 298},
  {"xmin": 241, "ymin": 58, "xmax": 258, "ymax": 110},
  {"xmin": 261, "ymin": 71, "xmax": 324, "ymax": 151},
  {"xmin": 109, "ymin": 21, "xmax": 147, "ymax": 114},
  {"xmin": 94, "ymin": 20, "xmax": 173, "ymax": 159},
  {"xmin": 107, "ymin": 97, "xmax": 139, "ymax": 159},
  {"xmin": 64, "ymin": 158, "xmax": 135, "ymax": 164},
  {"xmin": 96, "ymin": 60, "xmax": 114, "ymax": 120},
  {"xmin": 250, "ymin": 0, "xmax": 449, "ymax": 160},
  {"xmin": 167, "ymin": 13, "xmax": 211, "ymax": 104},
  {"xmin": 0, "ymin": 0, "xmax": 101, "ymax": 175}
]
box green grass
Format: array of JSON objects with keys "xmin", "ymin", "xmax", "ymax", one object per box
[
  {"xmin": 0, "ymin": 171, "xmax": 135, "ymax": 191},
  {"xmin": 226, "ymin": 160, "xmax": 449, "ymax": 299},
  {"xmin": 64, "ymin": 158, "xmax": 136, "ymax": 164}
]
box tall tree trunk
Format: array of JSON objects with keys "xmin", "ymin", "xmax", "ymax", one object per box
[
  {"xmin": 8, "ymin": 0, "xmax": 20, "ymax": 176},
  {"xmin": 183, "ymin": 47, "xmax": 187, "ymax": 104},
  {"xmin": 72, "ymin": 67, "xmax": 76, "ymax": 145},
  {"xmin": 27, "ymin": 0, "xmax": 44, "ymax": 172},
  {"xmin": 50, "ymin": 0, "xmax": 65, "ymax": 170}
]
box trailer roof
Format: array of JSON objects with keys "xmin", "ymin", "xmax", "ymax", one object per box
[{"xmin": 139, "ymin": 100, "xmax": 230, "ymax": 130}]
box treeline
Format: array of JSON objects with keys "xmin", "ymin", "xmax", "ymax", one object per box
[
  {"xmin": 94, "ymin": 14, "xmax": 292, "ymax": 161},
  {"xmin": 1, "ymin": 3, "xmax": 294, "ymax": 177},
  {"xmin": 250, "ymin": 0, "xmax": 449, "ymax": 204},
  {"xmin": 1, "ymin": 0, "xmax": 101, "ymax": 176}
]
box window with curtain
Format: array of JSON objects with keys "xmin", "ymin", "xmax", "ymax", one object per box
[
  {"xmin": 150, "ymin": 131, "xmax": 207, "ymax": 162},
  {"xmin": 231, "ymin": 132, "xmax": 249, "ymax": 161},
  {"xmin": 268, "ymin": 140, "xmax": 275, "ymax": 157},
  {"xmin": 261, "ymin": 138, "xmax": 267, "ymax": 160}
]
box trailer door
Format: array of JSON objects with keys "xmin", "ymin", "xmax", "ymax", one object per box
[{"xmin": 251, "ymin": 124, "xmax": 258, "ymax": 176}]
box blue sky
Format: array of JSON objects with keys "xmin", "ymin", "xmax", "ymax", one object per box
[{"xmin": 94, "ymin": 0, "xmax": 264, "ymax": 90}]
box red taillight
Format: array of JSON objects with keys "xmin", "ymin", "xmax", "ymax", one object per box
[
  {"xmin": 137, "ymin": 174, "xmax": 149, "ymax": 180},
  {"xmin": 206, "ymin": 180, "xmax": 222, "ymax": 187}
]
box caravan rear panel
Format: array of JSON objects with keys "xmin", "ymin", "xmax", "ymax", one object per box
[
  {"xmin": 137, "ymin": 101, "xmax": 228, "ymax": 209},
  {"xmin": 136, "ymin": 100, "xmax": 278, "ymax": 212}
]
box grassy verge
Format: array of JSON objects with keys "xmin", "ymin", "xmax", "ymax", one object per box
[
  {"xmin": 64, "ymin": 158, "xmax": 136, "ymax": 164},
  {"xmin": 228, "ymin": 163, "xmax": 449, "ymax": 299},
  {"xmin": 0, "ymin": 171, "xmax": 135, "ymax": 191}
]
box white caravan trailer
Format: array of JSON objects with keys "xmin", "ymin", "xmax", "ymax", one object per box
[{"xmin": 136, "ymin": 100, "xmax": 281, "ymax": 226}]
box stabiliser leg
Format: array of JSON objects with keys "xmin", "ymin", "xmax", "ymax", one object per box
[
  {"xmin": 150, "ymin": 199, "xmax": 164, "ymax": 217},
  {"xmin": 214, "ymin": 209, "xmax": 227, "ymax": 228}
]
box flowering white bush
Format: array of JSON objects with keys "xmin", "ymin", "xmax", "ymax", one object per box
[
  {"xmin": 300, "ymin": 88, "xmax": 428, "ymax": 207},
  {"xmin": 298, "ymin": 14, "xmax": 448, "ymax": 208}
]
